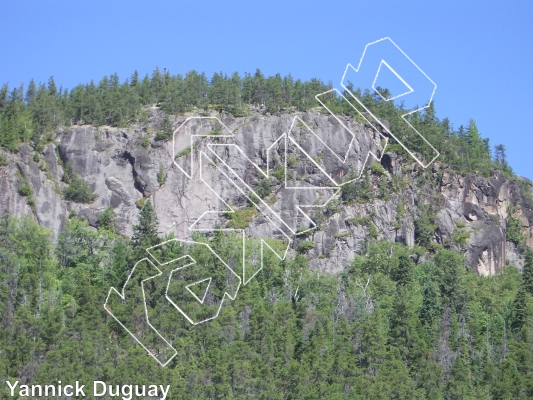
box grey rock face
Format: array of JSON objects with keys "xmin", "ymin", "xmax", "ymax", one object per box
[{"xmin": 0, "ymin": 110, "xmax": 531, "ymax": 276}]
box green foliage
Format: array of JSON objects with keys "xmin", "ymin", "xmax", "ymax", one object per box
[
  {"xmin": 511, "ymin": 286, "xmax": 529, "ymax": 331},
  {"xmin": 517, "ymin": 178, "xmax": 533, "ymax": 208},
  {"xmin": 97, "ymin": 206, "xmax": 115, "ymax": 232},
  {"xmin": 370, "ymin": 161, "xmax": 386, "ymax": 175},
  {"xmin": 0, "ymin": 68, "xmax": 331, "ymax": 151},
  {"xmin": 368, "ymin": 222, "xmax": 379, "ymax": 239},
  {"xmin": 523, "ymin": 249, "xmax": 533, "ymax": 295},
  {"xmin": 175, "ymin": 144, "xmax": 195, "ymax": 158},
  {"xmin": 157, "ymin": 163, "xmax": 165, "ymax": 186},
  {"xmin": 0, "ymin": 152, "xmax": 8, "ymax": 166},
  {"xmin": 287, "ymin": 154, "xmax": 298, "ymax": 168},
  {"xmin": 419, "ymin": 281, "xmax": 441, "ymax": 327},
  {"xmin": 63, "ymin": 174, "xmax": 97, "ymax": 203},
  {"xmin": 135, "ymin": 196, "xmax": 146, "ymax": 209},
  {"xmin": 394, "ymin": 201, "xmax": 406, "ymax": 229},
  {"xmin": 511, "ymin": 249, "xmax": 533, "ymax": 332},
  {"xmin": 131, "ymin": 199, "xmax": 159, "ymax": 252},
  {"xmin": 61, "ymin": 161, "xmax": 74, "ymax": 183},
  {"xmin": 254, "ymin": 178, "xmax": 271, "ymax": 199},
  {"xmin": 394, "ymin": 254, "xmax": 414, "ymax": 286},
  {"xmin": 0, "ymin": 214, "xmax": 532, "ymax": 398},
  {"xmin": 272, "ymin": 163, "xmax": 285, "ymax": 181},
  {"xmin": 334, "ymin": 231, "xmax": 351, "ymax": 238},
  {"xmin": 341, "ymin": 173, "xmax": 372, "ymax": 204},
  {"xmin": 298, "ymin": 240, "xmax": 315, "ymax": 253},
  {"xmin": 17, "ymin": 175, "xmax": 36, "ymax": 209},
  {"xmin": 155, "ymin": 115, "xmax": 173, "ymax": 141},
  {"xmin": 434, "ymin": 249, "xmax": 466, "ymax": 306},
  {"xmin": 414, "ymin": 206, "xmax": 436, "ymax": 249},
  {"xmin": 17, "ymin": 177, "xmax": 33, "ymax": 197},
  {"xmin": 225, "ymin": 207, "xmax": 257, "ymax": 229},
  {"xmin": 0, "ymin": 68, "xmax": 524, "ymax": 189},
  {"xmin": 0, "ymin": 68, "xmax": 532, "ymax": 398},
  {"xmin": 347, "ymin": 214, "xmax": 371, "ymax": 226},
  {"xmin": 507, "ymin": 206, "xmax": 526, "ymax": 249},
  {"xmin": 452, "ymin": 228, "xmax": 471, "ymax": 246},
  {"xmin": 138, "ymin": 134, "xmax": 150, "ymax": 149}
]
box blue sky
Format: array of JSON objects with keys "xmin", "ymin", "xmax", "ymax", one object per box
[{"xmin": 1, "ymin": 0, "xmax": 532, "ymax": 179}]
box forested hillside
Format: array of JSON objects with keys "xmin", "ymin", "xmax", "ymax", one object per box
[
  {"xmin": 0, "ymin": 69, "xmax": 533, "ymax": 399},
  {"xmin": 1, "ymin": 206, "xmax": 533, "ymax": 398}
]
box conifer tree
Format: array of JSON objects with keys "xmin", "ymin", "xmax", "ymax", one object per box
[
  {"xmin": 131, "ymin": 199, "xmax": 159, "ymax": 252},
  {"xmin": 522, "ymin": 249, "xmax": 533, "ymax": 295},
  {"xmin": 394, "ymin": 254, "xmax": 413, "ymax": 286},
  {"xmin": 130, "ymin": 70, "xmax": 139, "ymax": 87},
  {"xmin": 420, "ymin": 281, "xmax": 441, "ymax": 327},
  {"xmin": 512, "ymin": 286, "xmax": 528, "ymax": 331}
]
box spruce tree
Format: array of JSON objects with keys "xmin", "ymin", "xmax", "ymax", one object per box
[
  {"xmin": 97, "ymin": 206, "xmax": 115, "ymax": 232},
  {"xmin": 155, "ymin": 115, "xmax": 173, "ymax": 140},
  {"xmin": 131, "ymin": 199, "xmax": 159, "ymax": 252},
  {"xmin": 522, "ymin": 249, "xmax": 533, "ymax": 295},
  {"xmin": 512, "ymin": 286, "xmax": 528, "ymax": 331},
  {"xmin": 394, "ymin": 254, "xmax": 413, "ymax": 287},
  {"xmin": 420, "ymin": 281, "xmax": 441, "ymax": 326},
  {"xmin": 130, "ymin": 70, "xmax": 139, "ymax": 87}
]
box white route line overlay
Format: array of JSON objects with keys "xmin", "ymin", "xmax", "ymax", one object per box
[
  {"xmin": 186, "ymin": 277, "xmax": 212, "ymax": 304},
  {"xmin": 207, "ymin": 142, "xmax": 338, "ymax": 237},
  {"xmin": 341, "ymin": 36, "xmax": 440, "ymax": 168},
  {"xmin": 105, "ymin": 37, "xmax": 440, "ymax": 366},
  {"xmin": 104, "ymin": 257, "xmax": 180, "ymax": 367},
  {"xmin": 194, "ymin": 150, "xmax": 293, "ymax": 285},
  {"xmin": 159, "ymin": 239, "xmax": 241, "ymax": 326},
  {"xmin": 372, "ymin": 60, "xmax": 413, "ymax": 102}
]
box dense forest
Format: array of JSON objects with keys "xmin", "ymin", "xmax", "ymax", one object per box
[
  {"xmin": 1, "ymin": 202, "xmax": 532, "ymax": 399},
  {"xmin": 0, "ymin": 69, "xmax": 532, "ymax": 399}
]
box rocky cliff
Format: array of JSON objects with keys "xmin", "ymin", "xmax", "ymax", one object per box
[{"xmin": 0, "ymin": 108, "xmax": 531, "ymax": 276}]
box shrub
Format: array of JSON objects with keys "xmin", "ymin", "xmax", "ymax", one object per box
[
  {"xmin": 298, "ymin": 240, "xmax": 315, "ymax": 253},
  {"xmin": 341, "ymin": 173, "xmax": 372, "ymax": 203},
  {"xmin": 97, "ymin": 206, "xmax": 116, "ymax": 232},
  {"xmin": 347, "ymin": 215, "xmax": 371, "ymax": 226},
  {"xmin": 452, "ymin": 229, "xmax": 470, "ymax": 246},
  {"xmin": 272, "ymin": 164, "xmax": 285, "ymax": 181},
  {"xmin": 371, "ymin": 161, "xmax": 386, "ymax": 176},
  {"xmin": 17, "ymin": 177, "xmax": 35, "ymax": 210},
  {"xmin": 138, "ymin": 135, "xmax": 150, "ymax": 149},
  {"xmin": 255, "ymin": 178, "xmax": 271, "ymax": 198},
  {"xmin": 176, "ymin": 145, "xmax": 194, "ymax": 159},
  {"xmin": 62, "ymin": 162, "xmax": 74, "ymax": 183},
  {"xmin": 334, "ymin": 232, "xmax": 351, "ymax": 239},
  {"xmin": 225, "ymin": 208, "xmax": 257, "ymax": 229},
  {"xmin": 287, "ymin": 154, "xmax": 298, "ymax": 168},
  {"xmin": 18, "ymin": 178, "xmax": 33, "ymax": 197},
  {"xmin": 368, "ymin": 223, "xmax": 379, "ymax": 239},
  {"xmin": 135, "ymin": 197, "xmax": 147, "ymax": 209},
  {"xmin": 63, "ymin": 175, "xmax": 97, "ymax": 203},
  {"xmin": 157, "ymin": 164, "xmax": 165, "ymax": 186},
  {"xmin": 507, "ymin": 211, "xmax": 525, "ymax": 248},
  {"xmin": 155, "ymin": 115, "xmax": 173, "ymax": 141}
]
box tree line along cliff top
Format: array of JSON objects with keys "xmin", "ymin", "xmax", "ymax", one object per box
[{"xmin": 0, "ymin": 67, "xmax": 524, "ymax": 183}]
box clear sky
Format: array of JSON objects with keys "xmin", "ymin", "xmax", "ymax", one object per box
[{"xmin": 1, "ymin": 0, "xmax": 532, "ymax": 179}]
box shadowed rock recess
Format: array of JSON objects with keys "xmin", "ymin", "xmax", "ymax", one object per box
[{"xmin": 0, "ymin": 109, "xmax": 531, "ymax": 276}]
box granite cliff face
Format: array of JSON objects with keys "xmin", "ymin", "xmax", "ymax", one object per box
[{"xmin": 0, "ymin": 109, "xmax": 531, "ymax": 276}]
